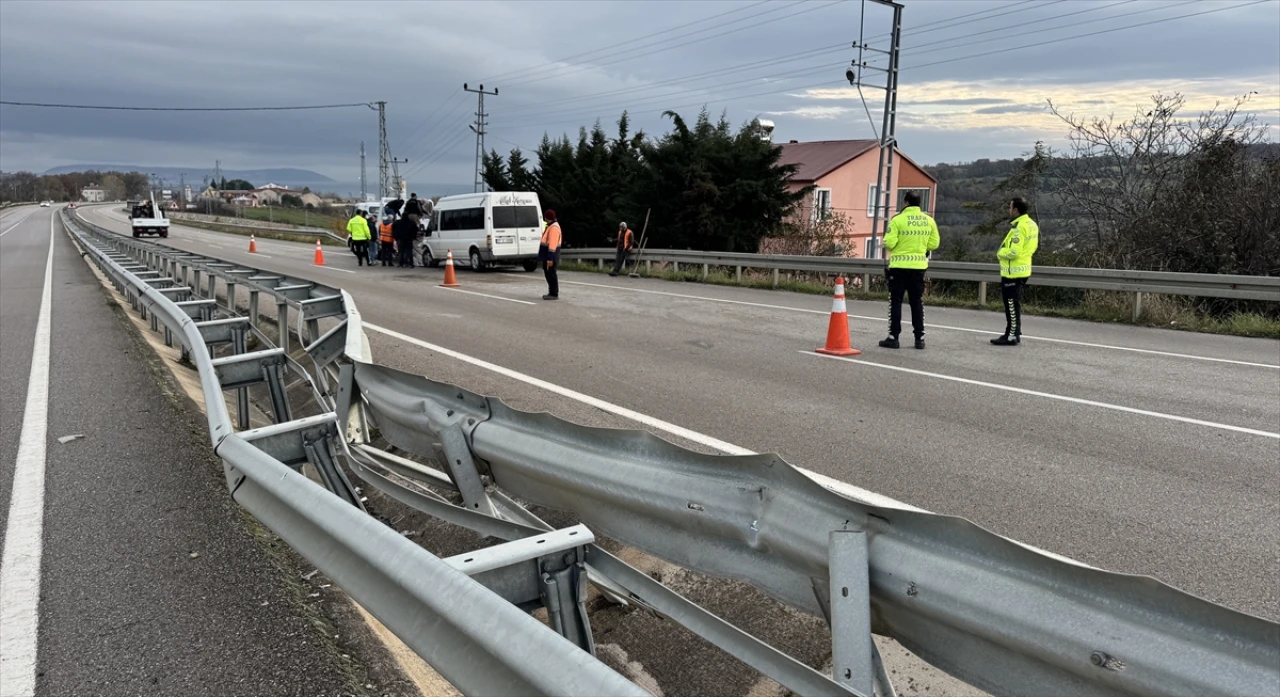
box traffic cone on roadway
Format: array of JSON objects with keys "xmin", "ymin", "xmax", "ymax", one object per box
[
  {"xmin": 816, "ymin": 276, "xmax": 861, "ymax": 357},
  {"xmin": 441, "ymin": 250, "xmax": 460, "ymax": 288},
  {"xmin": 313, "ymin": 239, "xmax": 325, "ymax": 266},
  {"xmin": 248, "ymin": 235, "xmax": 258, "ymax": 253}
]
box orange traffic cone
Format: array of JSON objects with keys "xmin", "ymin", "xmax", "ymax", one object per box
[
  {"xmin": 248, "ymin": 234, "xmax": 258, "ymax": 253},
  {"xmin": 816, "ymin": 276, "xmax": 861, "ymax": 356},
  {"xmin": 441, "ymin": 250, "xmax": 460, "ymax": 288},
  {"xmin": 313, "ymin": 239, "xmax": 325, "ymax": 266}
]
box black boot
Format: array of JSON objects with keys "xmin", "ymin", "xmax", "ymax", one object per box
[
  {"xmin": 990, "ymin": 335, "xmax": 1020, "ymax": 346},
  {"xmin": 878, "ymin": 336, "xmax": 899, "ymax": 349},
  {"xmin": 914, "ymin": 337, "xmax": 925, "ymax": 350}
]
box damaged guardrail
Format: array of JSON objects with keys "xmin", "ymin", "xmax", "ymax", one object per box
[{"xmin": 60, "ymin": 211, "xmax": 650, "ymax": 697}]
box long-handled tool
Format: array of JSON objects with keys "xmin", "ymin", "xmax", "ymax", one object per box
[{"xmin": 628, "ymin": 208, "xmax": 652, "ymax": 278}]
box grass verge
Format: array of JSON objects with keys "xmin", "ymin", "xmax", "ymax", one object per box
[{"xmin": 560, "ymin": 260, "xmax": 1280, "ymax": 339}]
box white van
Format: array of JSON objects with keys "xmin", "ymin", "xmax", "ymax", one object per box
[{"xmin": 419, "ymin": 191, "xmax": 542, "ymax": 272}]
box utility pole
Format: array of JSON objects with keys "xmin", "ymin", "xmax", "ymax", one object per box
[
  {"xmin": 390, "ymin": 157, "xmax": 408, "ymax": 197},
  {"xmin": 370, "ymin": 101, "xmax": 393, "ymax": 198},
  {"xmin": 463, "ymin": 83, "xmax": 498, "ymax": 193},
  {"xmin": 360, "ymin": 141, "xmax": 367, "ymax": 200},
  {"xmin": 214, "ymin": 159, "xmax": 222, "ymax": 190},
  {"xmin": 847, "ymin": 0, "xmax": 902, "ymax": 261}
]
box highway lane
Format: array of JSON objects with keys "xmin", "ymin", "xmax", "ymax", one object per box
[
  {"xmin": 81, "ymin": 205, "xmax": 1280, "ymax": 622},
  {"xmin": 0, "ymin": 207, "xmax": 409, "ymax": 695}
]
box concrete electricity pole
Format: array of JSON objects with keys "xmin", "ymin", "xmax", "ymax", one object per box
[
  {"xmin": 464, "ymin": 83, "xmax": 498, "ymax": 193},
  {"xmin": 847, "ymin": 0, "xmax": 902, "ymax": 261},
  {"xmin": 360, "ymin": 141, "xmax": 367, "ymax": 200}
]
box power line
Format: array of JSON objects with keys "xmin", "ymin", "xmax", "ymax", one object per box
[
  {"xmin": 479, "ymin": 0, "xmax": 774, "ymax": 84},
  {"xmin": 903, "ymin": 0, "xmax": 1270, "ymax": 73},
  {"xmin": 0, "ymin": 100, "xmax": 370, "ymax": 111},
  {"xmin": 518, "ymin": 0, "xmax": 842, "ymax": 89}
]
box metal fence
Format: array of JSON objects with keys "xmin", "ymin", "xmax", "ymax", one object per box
[
  {"xmin": 63, "ymin": 209, "xmax": 1280, "ymax": 697},
  {"xmin": 563, "ymin": 248, "xmax": 1280, "ymax": 319}
]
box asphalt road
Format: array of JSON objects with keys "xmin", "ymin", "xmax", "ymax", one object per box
[
  {"xmin": 80, "ymin": 204, "xmax": 1280, "ymax": 624},
  {"xmin": 0, "ymin": 206, "xmax": 401, "ymax": 696}
]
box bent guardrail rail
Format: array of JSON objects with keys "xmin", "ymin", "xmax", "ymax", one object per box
[
  {"xmin": 59, "ymin": 210, "xmax": 651, "ymax": 697},
  {"xmin": 562, "ymin": 247, "xmax": 1280, "ymax": 304},
  {"xmin": 350, "ymin": 360, "xmax": 1280, "ymax": 697}
]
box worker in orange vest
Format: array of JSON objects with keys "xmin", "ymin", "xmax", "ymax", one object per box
[
  {"xmin": 539, "ymin": 209, "xmax": 562, "ymax": 300},
  {"xmin": 610, "ymin": 221, "xmax": 634, "ymax": 276},
  {"xmin": 378, "ymin": 217, "xmax": 395, "ymax": 266}
]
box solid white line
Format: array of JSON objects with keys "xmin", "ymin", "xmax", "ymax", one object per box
[
  {"xmin": 564, "ymin": 279, "xmax": 1280, "ymax": 370},
  {"xmin": 316, "ymin": 265, "xmax": 356, "ymax": 274},
  {"xmin": 802, "ymin": 351, "xmax": 1280, "ymax": 439},
  {"xmin": 361, "ymin": 321, "xmax": 1092, "ymax": 568},
  {"xmin": 0, "ymin": 211, "xmax": 56, "ymax": 696},
  {"xmin": 434, "ymin": 286, "xmax": 538, "ymax": 305}
]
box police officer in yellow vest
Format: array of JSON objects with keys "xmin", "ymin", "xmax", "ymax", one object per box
[
  {"xmin": 991, "ymin": 197, "xmax": 1039, "ymax": 346},
  {"xmin": 878, "ymin": 191, "xmax": 939, "ymax": 350}
]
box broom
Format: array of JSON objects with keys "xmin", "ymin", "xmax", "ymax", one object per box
[{"xmin": 628, "ymin": 208, "xmax": 652, "ymax": 278}]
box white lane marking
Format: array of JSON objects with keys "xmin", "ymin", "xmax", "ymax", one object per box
[
  {"xmin": 316, "ymin": 265, "xmax": 355, "ymax": 274},
  {"xmin": 0, "ymin": 213, "xmax": 35, "ymax": 238},
  {"xmin": 434, "ymin": 286, "xmax": 537, "ymax": 305},
  {"xmin": 0, "ymin": 211, "xmax": 56, "ymax": 696},
  {"xmin": 802, "ymin": 351, "xmax": 1280, "ymax": 439},
  {"xmin": 362, "ymin": 321, "xmax": 1092, "ymax": 568},
  {"xmin": 564, "ymin": 279, "xmax": 1280, "ymax": 370}
]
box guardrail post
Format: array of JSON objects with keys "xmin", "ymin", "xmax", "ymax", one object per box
[
  {"xmin": 597, "ymin": 258, "xmax": 603, "ymax": 270},
  {"xmin": 226, "ymin": 281, "xmax": 237, "ymax": 314},
  {"xmin": 674, "ymin": 261, "xmax": 680, "ymax": 274},
  {"xmin": 207, "ymin": 275, "xmax": 217, "ymax": 302},
  {"xmin": 249, "ymin": 290, "xmax": 260, "ymax": 328},
  {"xmin": 231, "ymin": 327, "xmax": 251, "ymax": 430},
  {"xmin": 276, "ymin": 300, "xmax": 290, "ymax": 353},
  {"xmin": 861, "ymin": 273, "xmax": 871, "ymax": 295},
  {"xmin": 646, "ymin": 260, "xmax": 652, "ymax": 274},
  {"xmin": 735, "ymin": 265, "xmax": 742, "ymax": 283},
  {"xmin": 702, "ymin": 263, "xmax": 709, "ymax": 280},
  {"xmin": 1133, "ymin": 291, "xmax": 1144, "ymax": 322},
  {"xmin": 978, "ymin": 281, "xmax": 988, "ymax": 307},
  {"xmin": 772, "ymin": 268, "xmax": 780, "ymax": 288},
  {"xmin": 830, "ymin": 530, "xmax": 875, "ymax": 697}
]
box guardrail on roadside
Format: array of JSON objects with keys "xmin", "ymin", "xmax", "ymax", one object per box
[
  {"xmin": 62, "ymin": 209, "xmax": 1280, "ymax": 697},
  {"xmin": 167, "ymin": 210, "xmax": 348, "ymax": 244},
  {"xmin": 563, "ymin": 248, "xmax": 1280, "ymax": 319}
]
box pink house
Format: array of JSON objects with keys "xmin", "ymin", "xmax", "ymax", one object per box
[{"xmin": 773, "ymin": 140, "xmax": 938, "ymax": 258}]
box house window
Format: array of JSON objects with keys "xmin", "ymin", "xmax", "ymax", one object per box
[
  {"xmin": 867, "ymin": 184, "xmax": 882, "ymax": 218},
  {"xmin": 865, "ymin": 236, "xmax": 880, "ymax": 260},
  {"xmin": 897, "ymin": 187, "xmax": 932, "ymax": 213},
  {"xmin": 812, "ymin": 188, "xmax": 832, "ymax": 222}
]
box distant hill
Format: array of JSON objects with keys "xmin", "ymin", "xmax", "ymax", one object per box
[{"xmin": 42, "ymin": 164, "xmax": 336, "ymax": 185}]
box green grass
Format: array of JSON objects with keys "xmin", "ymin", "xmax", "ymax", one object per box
[
  {"xmin": 236, "ymin": 206, "xmax": 343, "ymax": 228},
  {"xmin": 175, "ymin": 219, "xmax": 347, "ymax": 246},
  {"xmin": 560, "ymin": 260, "xmax": 1280, "ymax": 339}
]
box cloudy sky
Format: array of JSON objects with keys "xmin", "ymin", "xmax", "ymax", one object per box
[{"xmin": 1, "ymin": 0, "xmax": 1277, "ymax": 193}]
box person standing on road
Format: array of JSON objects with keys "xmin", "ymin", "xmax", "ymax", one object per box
[
  {"xmin": 991, "ymin": 197, "xmax": 1039, "ymax": 346},
  {"xmin": 539, "ymin": 209, "xmax": 562, "ymax": 300},
  {"xmin": 609, "ymin": 221, "xmax": 634, "ymax": 277},
  {"xmin": 379, "ymin": 216, "xmax": 395, "ymax": 266},
  {"xmin": 365, "ymin": 212, "xmax": 380, "ymax": 262},
  {"xmin": 346, "ymin": 211, "xmax": 372, "ymax": 267},
  {"xmin": 878, "ymin": 191, "xmax": 939, "ymax": 350},
  {"xmin": 393, "ymin": 215, "xmax": 417, "ymax": 268}
]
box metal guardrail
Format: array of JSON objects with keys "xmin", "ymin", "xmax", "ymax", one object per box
[
  {"xmin": 165, "ymin": 210, "xmax": 348, "ymax": 244},
  {"xmin": 562, "ymin": 248, "xmax": 1280, "ymax": 305},
  {"xmin": 62, "ymin": 209, "xmax": 1280, "ymax": 697},
  {"xmin": 61, "ymin": 211, "xmax": 649, "ymax": 697}
]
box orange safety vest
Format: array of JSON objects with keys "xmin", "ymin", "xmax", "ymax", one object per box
[
  {"xmin": 379, "ymin": 222, "xmax": 393, "ymax": 243},
  {"xmin": 541, "ymin": 222, "xmax": 562, "ymax": 251},
  {"xmin": 617, "ymin": 228, "xmax": 633, "ymax": 251}
]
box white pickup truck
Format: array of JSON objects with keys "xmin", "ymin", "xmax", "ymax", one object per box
[{"xmin": 128, "ymin": 196, "xmax": 169, "ymax": 238}]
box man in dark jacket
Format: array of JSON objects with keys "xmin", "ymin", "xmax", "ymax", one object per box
[
  {"xmin": 384, "ymin": 197, "xmax": 404, "ymax": 221},
  {"xmin": 392, "ymin": 215, "xmax": 417, "ymax": 268},
  {"xmin": 402, "ymin": 193, "xmax": 425, "ymax": 228}
]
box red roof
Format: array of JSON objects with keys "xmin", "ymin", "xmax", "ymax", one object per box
[
  {"xmin": 777, "ymin": 140, "xmax": 877, "ymax": 181},
  {"xmin": 777, "ymin": 139, "xmax": 938, "ymax": 184}
]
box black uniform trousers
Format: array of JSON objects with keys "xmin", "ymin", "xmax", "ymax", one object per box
[
  {"xmin": 1001, "ymin": 276, "xmax": 1026, "ymax": 337},
  {"xmin": 886, "ymin": 267, "xmax": 926, "ymax": 339}
]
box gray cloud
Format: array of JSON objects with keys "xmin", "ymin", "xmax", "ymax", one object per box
[
  {"xmin": 972, "ymin": 104, "xmax": 1049, "ymax": 115},
  {"xmin": 1, "ymin": 0, "xmax": 1275, "ymax": 189}
]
